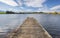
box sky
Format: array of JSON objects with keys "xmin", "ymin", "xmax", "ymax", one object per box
[{"xmin": 0, "ymin": 0, "xmax": 60, "ymax": 12}]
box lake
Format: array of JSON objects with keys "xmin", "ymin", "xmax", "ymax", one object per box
[{"xmin": 0, "ymin": 14, "xmax": 60, "ymax": 38}]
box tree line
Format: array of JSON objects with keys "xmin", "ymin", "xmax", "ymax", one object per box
[
  {"xmin": 6, "ymin": 11, "xmax": 59, "ymax": 14},
  {"xmin": 6, "ymin": 11, "xmax": 44, "ymax": 14}
]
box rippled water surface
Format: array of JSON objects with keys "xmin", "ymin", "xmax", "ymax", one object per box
[{"xmin": 0, "ymin": 14, "xmax": 60, "ymax": 37}]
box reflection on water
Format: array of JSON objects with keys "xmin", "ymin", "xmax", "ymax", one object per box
[{"xmin": 0, "ymin": 14, "xmax": 60, "ymax": 38}]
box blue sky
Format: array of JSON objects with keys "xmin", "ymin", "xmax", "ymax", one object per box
[{"xmin": 0, "ymin": 0, "xmax": 60, "ymax": 12}]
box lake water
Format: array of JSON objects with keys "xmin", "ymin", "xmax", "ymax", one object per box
[{"xmin": 0, "ymin": 14, "xmax": 60, "ymax": 38}]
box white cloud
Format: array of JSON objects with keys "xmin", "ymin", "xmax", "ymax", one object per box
[
  {"xmin": 1, "ymin": 0, "xmax": 59, "ymax": 12},
  {"xmin": 50, "ymin": 5, "xmax": 60, "ymax": 10},
  {"xmin": 0, "ymin": 0, "xmax": 48, "ymax": 12},
  {"xmin": 0, "ymin": 0, "xmax": 18, "ymax": 6},
  {"xmin": 23, "ymin": 0, "xmax": 46, "ymax": 7},
  {"xmin": 0, "ymin": 0, "xmax": 46, "ymax": 7},
  {"xmin": 16, "ymin": 0, "xmax": 22, "ymax": 6},
  {"xmin": 20, "ymin": 9, "xmax": 34, "ymax": 12}
]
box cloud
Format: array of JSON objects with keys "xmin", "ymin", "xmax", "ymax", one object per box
[
  {"xmin": 16, "ymin": 0, "xmax": 22, "ymax": 6},
  {"xmin": 23, "ymin": 0, "xmax": 46, "ymax": 7},
  {"xmin": 19, "ymin": 8, "xmax": 35, "ymax": 12},
  {"xmin": 0, "ymin": 0, "xmax": 18, "ymax": 6},
  {"xmin": 0, "ymin": 0, "xmax": 46, "ymax": 7},
  {"xmin": 1, "ymin": 0, "xmax": 59, "ymax": 12},
  {"xmin": 50, "ymin": 5, "xmax": 60, "ymax": 10},
  {"xmin": 0, "ymin": 0, "xmax": 47, "ymax": 12}
]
